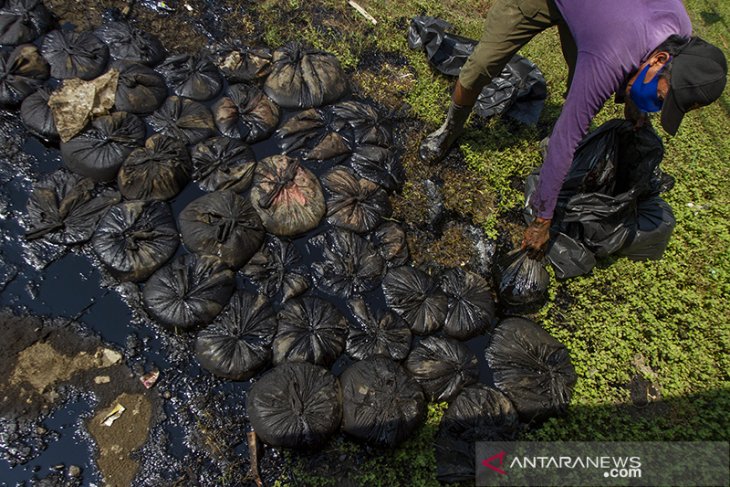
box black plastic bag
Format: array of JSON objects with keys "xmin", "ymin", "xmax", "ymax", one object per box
[
  {"xmin": 382, "ymin": 266, "xmax": 447, "ymax": 335},
  {"xmin": 92, "ymin": 200, "xmax": 179, "ymax": 282},
  {"xmin": 214, "ymin": 46, "xmax": 272, "ymax": 83},
  {"xmin": 273, "ymin": 296, "xmax": 347, "ymax": 367},
  {"xmin": 0, "ymin": 0, "xmax": 52, "ymax": 45},
  {"xmin": 618, "ymin": 196, "xmax": 675, "ymax": 260},
  {"xmin": 496, "ymin": 249, "xmax": 549, "ymax": 308},
  {"xmin": 114, "ymin": 61, "xmax": 168, "ymax": 114},
  {"xmin": 61, "ymin": 112, "xmax": 146, "ymax": 182},
  {"xmin": 41, "ymin": 30, "xmax": 109, "ymax": 80},
  {"xmin": 275, "ymin": 107, "xmax": 353, "ymax": 161},
  {"xmin": 212, "ymin": 83, "xmax": 280, "ymax": 143},
  {"xmin": 545, "ymin": 232, "xmax": 597, "ymax": 280},
  {"xmin": 340, "ymin": 357, "xmax": 426, "ymax": 448},
  {"xmin": 369, "ymin": 222, "xmax": 409, "ymax": 268},
  {"xmin": 25, "ymin": 171, "xmax": 120, "ymax": 245},
  {"xmin": 485, "ymin": 317, "xmax": 576, "ymax": 421},
  {"xmin": 195, "ymin": 291, "xmax": 277, "ymax": 380},
  {"xmin": 191, "ymin": 136, "xmax": 257, "ymax": 193},
  {"xmin": 247, "ymin": 362, "xmax": 341, "ymax": 448},
  {"xmin": 435, "ymin": 384, "xmax": 518, "ymax": 483},
  {"xmin": 264, "ymin": 42, "xmax": 348, "ymax": 109},
  {"xmin": 331, "ymin": 100, "xmax": 392, "ymax": 146},
  {"xmin": 322, "ymin": 166, "xmax": 390, "ymax": 234},
  {"xmin": 156, "ymin": 53, "xmax": 222, "ymax": 101},
  {"xmin": 407, "ymin": 16, "xmax": 546, "ymax": 124},
  {"xmin": 440, "ymin": 267, "xmax": 495, "ymax": 340},
  {"xmin": 149, "ymin": 95, "xmax": 215, "ymax": 145},
  {"xmin": 0, "ymin": 44, "xmax": 49, "ymax": 107},
  {"xmin": 250, "ymin": 154, "xmax": 326, "ymax": 237},
  {"xmin": 118, "ymin": 133, "xmax": 192, "ymax": 201},
  {"xmin": 348, "ymin": 143, "xmax": 403, "ymax": 193},
  {"xmin": 20, "ymin": 87, "xmax": 58, "ymax": 140},
  {"xmin": 179, "ymin": 190, "xmax": 265, "ymax": 269},
  {"xmin": 346, "ymin": 297, "xmax": 412, "ymax": 362},
  {"xmin": 143, "ymin": 253, "xmax": 235, "ymax": 331},
  {"xmin": 95, "ymin": 21, "xmax": 166, "ymax": 66},
  {"xmin": 404, "ymin": 336, "xmax": 478, "ymax": 402},
  {"xmin": 241, "ymin": 236, "xmax": 309, "ymax": 303},
  {"xmin": 310, "ymin": 228, "xmax": 385, "ymax": 299}
]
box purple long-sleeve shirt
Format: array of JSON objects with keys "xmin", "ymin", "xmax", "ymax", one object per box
[{"xmin": 532, "ymin": 0, "xmax": 692, "ymax": 219}]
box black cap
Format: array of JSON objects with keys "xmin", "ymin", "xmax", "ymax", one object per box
[{"xmin": 661, "ymin": 37, "xmax": 727, "ymax": 135}]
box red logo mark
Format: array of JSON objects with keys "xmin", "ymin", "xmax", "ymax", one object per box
[{"xmin": 482, "ymin": 451, "xmax": 507, "ymax": 475}]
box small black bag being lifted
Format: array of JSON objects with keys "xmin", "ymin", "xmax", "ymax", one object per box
[
  {"xmin": 143, "ymin": 253, "xmax": 235, "ymax": 331},
  {"xmin": 0, "ymin": 0, "xmax": 52, "ymax": 46},
  {"xmin": 93, "ymin": 200, "xmax": 179, "ymax": 282},
  {"xmin": 247, "ymin": 362, "xmax": 342, "ymax": 448},
  {"xmin": 41, "ymin": 30, "xmax": 109, "ymax": 80},
  {"xmin": 61, "ymin": 112, "xmax": 146, "ymax": 182},
  {"xmin": 341, "ymin": 357, "xmax": 426, "ymax": 448},
  {"xmin": 407, "ymin": 16, "xmax": 547, "ymax": 125},
  {"xmin": 485, "ymin": 317, "xmax": 577, "ymax": 422},
  {"xmin": 435, "ymin": 384, "xmax": 519, "ymax": 483},
  {"xmin": 195, "ymin": 291, "xmax": 278, "ymax": 381},
  {"xmin": 404, "ymin": 336, "xmax": 479, "ymax": 403},
  {"xmin": 495, "ymin": 248, "xmax": 549, "ymax": 308}
]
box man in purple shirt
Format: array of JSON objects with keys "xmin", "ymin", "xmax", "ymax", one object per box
[{"xmin": 419, "ymin": 0, "xmax": 727, "ymax": 255}]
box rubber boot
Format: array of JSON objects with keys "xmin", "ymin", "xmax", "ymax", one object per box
[{"xmin": 418, "ymin": 101, "xmax": 472, "ymax": 164}]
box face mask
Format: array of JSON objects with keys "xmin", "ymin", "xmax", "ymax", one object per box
[{"xmin": 630, "ymin": 60, "xmax": 669, "ymax": 113}]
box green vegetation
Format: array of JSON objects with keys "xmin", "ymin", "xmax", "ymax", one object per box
[{"xmin": 251, "ymin": 0, "xmax": 729, "ymax": 484}]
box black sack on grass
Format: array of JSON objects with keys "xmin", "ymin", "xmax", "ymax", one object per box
[
  {"xmin": 247, "ymin": 362, "xmax": 341, "ymax": 448},
  {"xmin": 0, "ymin": 0, "xmax": 52, "ymax": 45},
  {"xmin": 275, "ymin": 107, "xmax": 353, "ymax": 161},
  {"xmin": 0, "ymin": 44, "xmax": 49, "ymax": 107},
  {"xmin": 95, "ymin": 21, "xmax": 165, "ymax": 66},
  {"xmin": 114, "ymin": 61, "xmax": 168, "ymax": 114},
  {"xmin": 435, "ymin": 384, "xmax": 519, "ymax": 483},
  {"xmin": 496, "ymin": 248, "xmax": 549, "ymax": 308},
  {"xmin": 149, "ymin": 95, "xmax": 215, "ymax": 145},
  {"xmin": 310, "ymin": 228, "xmax": 385, "ymax": 299},
  {"xmin": 156, "ymin": 53, "xmax": 222, "ymax": 101},
  {"xmin": 346, "ymin": 297, "xmax": 412, "ymax": 362},
  {"xmin": 322, "ymin": 166, "xmax": 390, "ymax": 234},
  {"xmin": 41, "ymin": 30, "xmax": 109, "ymax": 80},
  {"xmin": 264, "ymin": 42, "xmax": 348, "ymax": 109},
  {"xmin": 407, "ymin": 16, "xmax": 546, "ymax": 124},
  {"xmin": 250, "ymin": 154, "xmax": 326, "ymax": 237},
  {"xmin": 545, "ymin": 232, "xmax": 597, "ymax": 280},
  {"xmin": 61, "ymin": 112, "xmax": 146, "ymax": 182},
  {"xmin": 20, "ymin": 87, "xmax": 58, "ymax": 140},
  {"xmin": 25, "ymin": 171, "xmax": 120, "ymax": 245},
  {"xmin": 273, "ymin": 296, "xmax": 347, "ymax": 367},
  {"xmin": 618, "ymin": 196, "xmax": 675, "ymax": 260},
  {"xmin": 195, "ymin": 291, "xmax": 277, "ymax": 381},
  {"xmin": 348, "ymin": 143, "xmax": 403, "ymax": 193},
  {"xmin": 331, "ymin": 100, "xmax": 392, "ymax": 146},
  {"xmin": 440, "ymin": 267, "xmax": 495, "ymax": 340},
  {"xmin": 369, "ymin": 222, "xmax": 409, "ymax": 268},
  {"xmin": 179, "ymin": 190, "xmax": 265, "ymax": 269},
  {"xmin": 191, "ymin": 136, "xmax": 257, "ymax": 193},
  {"xmin": 143, "ymin": 253, "xmax": 235, "ymax": 331},
  {"xmin": 382, "ymin": 266, "xmax": 447, "ymax": 335},
  {"xmin": 92, "ymin": 200, "xmax": 179, "ymax": 282},
  {"xmin": 118, "ymin": 133, "xmax": 191, "ymax": 201},
  {"xmin": 485, "ymin": 317, "xmax": 577, "ymax": 421},
  {"xmin": 340, "ymin": 357, "xmax": 426, "ymax": 448},
  {"xmin": 215, "ymin": 46, "xmax": 272, "ymax": 83},
  {"xmin": 212, "ymin": 83, "xmax": 280, "ymax": 143},
  {"xmin": 404, "ymin": 336, "xmax": 478, "ymax": 403},
  {"xmin": 241, "ymin": 236, "xmax": 309, "ymax": 303}
]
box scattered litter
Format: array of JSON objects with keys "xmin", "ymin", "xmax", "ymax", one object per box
[
  {"xmin": 94, "ymin": 375, "xmax": 111, "ymax": 384},
  {"xmin": 348, "ymin": 0, "xmax": 377, "ymax": 25},
  {"xmin": 140, "ymin": 369, "xmax": 159, "ymax": 389},
  {"xmin": 101, "ymin": 403, "xmax": 125, "ymax": 426},
  {"xmin": 101, "ymin": 348, "xmax": 123, "ymax": 366}
]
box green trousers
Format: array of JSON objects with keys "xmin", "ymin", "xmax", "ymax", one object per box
[{"xmin": 458, "ymin": 0, "xmax": 577, "ymax": 94}]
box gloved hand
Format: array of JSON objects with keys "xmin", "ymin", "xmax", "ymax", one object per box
[{"xmin": 521, "ymin": 217, "xmax": 551, "ymax": 258}]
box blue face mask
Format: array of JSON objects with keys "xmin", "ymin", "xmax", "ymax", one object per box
[{"xmin": 630, "ymin": 61, "xmax": 669, "ymax": 113}]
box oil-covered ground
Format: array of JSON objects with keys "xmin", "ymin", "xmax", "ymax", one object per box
[{"xmin": 1, "ymin": 0, "xmax": 729, "ymax": 486}]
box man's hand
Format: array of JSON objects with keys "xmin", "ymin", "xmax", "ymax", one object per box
[
  {"xmin": 624, "ymin": 97, "xmax": 648, "ymax": 131},
  {"xmin": 521, "ymin": 217, "xmax": 551, "ymax": 258}
]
